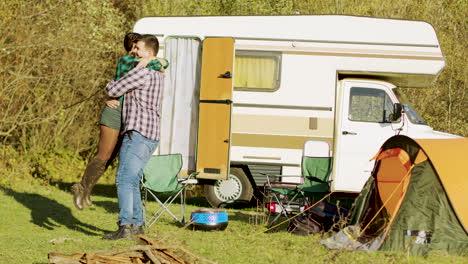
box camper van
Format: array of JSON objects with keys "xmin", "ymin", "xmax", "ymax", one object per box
[{"xmin": 134, "ymin": 15, "xmax": 458, "ymax": 207}]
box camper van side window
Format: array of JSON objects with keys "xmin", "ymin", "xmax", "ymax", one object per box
[
  {"xmin": 234, "ymin": 50, "xmax": 281, "ymax": 92},
  {"xmin": 349, "ymin": 87, "xmax": 393, "ymax": 123}
]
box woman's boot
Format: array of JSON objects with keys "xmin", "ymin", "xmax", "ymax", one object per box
[
  {"xmin": 70, "ymin": 183, "xmax": 85, "ymax": 210},
  {"xmin": 83, "ymin": 158, "xmax": 107, "ymax": 206},
  {"xmin": 71, "ymin": 157, "xmax": 107, "ymax": 210}
]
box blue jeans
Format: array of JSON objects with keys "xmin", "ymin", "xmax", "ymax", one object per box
[{"xmin": 116, "ymin": 131, "xmax": 158, "ymax": 226}]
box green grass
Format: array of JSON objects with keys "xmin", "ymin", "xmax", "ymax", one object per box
[{"xmin": 0, "ymin": 180, "xmax": 467, "ymax": 264}]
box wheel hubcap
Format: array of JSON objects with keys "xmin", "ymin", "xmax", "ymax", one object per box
[{"xmin": 214, "ymin": 174, "xmax": 243, "ymax": 201}]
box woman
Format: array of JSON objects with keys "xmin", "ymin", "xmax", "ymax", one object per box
[{"xmin": 71, "ymin": 32, "xmax": 168, "ymax": 210}]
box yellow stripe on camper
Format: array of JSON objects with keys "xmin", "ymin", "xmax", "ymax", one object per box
[{"xmin": 231, "ymin": 133, "xmax": 333, "ymax": 149}]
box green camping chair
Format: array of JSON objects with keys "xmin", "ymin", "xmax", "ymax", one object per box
[
  {"xmin": 264, "ymin": 140, "xmax": 332, "ymax": 226},
  {"xmin": 141, "ymin": 154, "xmax": 198, "ymax": 228}
]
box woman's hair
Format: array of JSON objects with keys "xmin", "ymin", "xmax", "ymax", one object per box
[
  {"xmin": 123, "ymin": 32, "xmax": 142, "ymax": 52},
  {"xmin": 139, "ymin": 34, "xmax": 159, "ymax": 56}
]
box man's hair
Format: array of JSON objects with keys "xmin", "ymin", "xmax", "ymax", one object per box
[
  {"xmin": 123, "ymin": 32, "xmax": 142, "ymax": 52},
  {"xmin": 139, "ymin": 34, "xmax": 159, "ymax": 56}
]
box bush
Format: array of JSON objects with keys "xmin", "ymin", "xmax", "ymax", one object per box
[
  {"xmin": 0, "ymin": 0, "xmax": 130, "ymax": 183},
  {"xmin": 0, "ymin": 0, "xmax": 126, "ymax": 154}
]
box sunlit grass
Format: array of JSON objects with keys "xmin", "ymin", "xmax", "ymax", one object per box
[{"xmin": 1, "ymin": 180, "xmax": 467, "ymax": 264}]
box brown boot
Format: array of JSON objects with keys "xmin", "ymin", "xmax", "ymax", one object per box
[
  {"xmin": 71, "ymin": 157, "xmax": 107, "ymax": 209},
  {"xmin": 71, "ymin": 183, "xmax": 85, "ymax": 210},
  {"xmin": 82, "ymin": 157, "xmax": 107, "ymax": 207}
]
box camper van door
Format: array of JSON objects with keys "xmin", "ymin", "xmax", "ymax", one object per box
[
  {"xmin": 196, "ymin": 37, "xmax": 235, "ymax": 180},
  {"xmin": 333, "ymin": 79, "xmax": 403, "ymax": 192}
]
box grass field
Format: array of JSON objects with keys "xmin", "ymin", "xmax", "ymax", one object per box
[{"xmin": 0, "ymin": 180, "xmax": 466, "ymax": 264}]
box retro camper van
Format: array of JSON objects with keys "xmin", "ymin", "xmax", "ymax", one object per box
[{"xmin": 134, "ymin": 15, "xmax": 458, "ymax": 207}]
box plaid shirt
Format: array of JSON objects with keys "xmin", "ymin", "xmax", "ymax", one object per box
[
  {"xmin": 114, "ymin": 55, "xmax": 169, "ymax": 103},
  {"xmin": 106, "ymin": 67, "xmax": 164, "ymax": 141}
]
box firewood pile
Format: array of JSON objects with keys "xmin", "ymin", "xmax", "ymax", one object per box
[{"xmin": 48, "ymin": 236, "xmax": 216, "ymax": 264}]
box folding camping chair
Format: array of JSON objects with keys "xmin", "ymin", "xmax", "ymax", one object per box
[
  {"xmin": 141, "ymin": 154, "xmax": 198, "ymax": 229},
  {"xmin": 264, "ymin": 140, "xmax": 332, "ymax": 226}
]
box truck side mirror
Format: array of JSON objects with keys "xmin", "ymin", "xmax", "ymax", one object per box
[{"xmin": 389, "ymin": 103, "xmax": 403, "ymax": 122}]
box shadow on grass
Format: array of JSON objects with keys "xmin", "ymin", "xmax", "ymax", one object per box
[
  {"xmin": 50, "ymin": 180, "xmax": 264, "ymax": 211},
  {"xmin": 0, "ymin": 186, "xmax": 107, "ymax": 236},
  {"xmin": 50, "ymin": 181, "xmax": 117, "ymax": 200},
  {"xmin": 92, "ymin": 200, "xmax": 119, "ymax": 213},
  {"xmin": 67, "ymin": 191, "xmax": 212, "ymax": 218},
  {"xmin": 142, "ymin": 192, "xmax": 212, "ymax": 208},
  {"xmin": 50, "ymin": 181, "xmax": 211, "ymax": 207},
  {"xmin": 48, "ymin": 180, "xmax": 263, "ymax": 225},
  {"xmin": 185, "ymin": 196, "xmax": 211, "ymax": 207}
]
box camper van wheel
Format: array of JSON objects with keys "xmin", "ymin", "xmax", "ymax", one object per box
[{"xmin": 204, "ymin": 168, "xmax": 254, "ymax": 208}]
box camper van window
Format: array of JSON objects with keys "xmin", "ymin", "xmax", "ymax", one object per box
[
  {"xmin": 349, "ymin": 87, "xmax": 393, "ymax": 123},
  {"xmin": 234, "ymin": 51, "xmax": 281, "ymax": 92},
  {"xmin": 393, "ymin": 88, "xmax": 427, "ymax": 125}
]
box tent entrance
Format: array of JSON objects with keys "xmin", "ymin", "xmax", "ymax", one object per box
[
  {"xmin": 375, "ymin": 148, "xmax": 412, "ymax": 218},
  {"xmin": 360, "ymin": 147, "xmax": 428, "ymax": 238}
]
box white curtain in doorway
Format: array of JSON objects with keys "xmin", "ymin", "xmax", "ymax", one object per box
[{"xmin": 159, "ymin": 38, "xmax": 201, "ymax": 172}]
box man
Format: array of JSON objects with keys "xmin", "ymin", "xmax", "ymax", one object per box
[{"xmin": 102, "ymin": 34, "xmax": 164, "ymax": 240}]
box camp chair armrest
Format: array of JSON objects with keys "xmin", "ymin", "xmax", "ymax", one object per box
[
  {"xmin": 177, "ymin": 172, "xmax": 199, "ymax": 184},
  {"xmin": 177, "ymin": 171, "xmax": 199, "ymax": 184},
  {"xmin": 178, "ymin": 178, "xmax": 198, "ymax": 184},
  {"xmin": 305, "ymin": 175, "xmax": 332, "ymax": 184}
]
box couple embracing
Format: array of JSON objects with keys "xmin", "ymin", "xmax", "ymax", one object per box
[{"xmin": 71, "ymin": 33, "xmax": 168, "ymax": 240}]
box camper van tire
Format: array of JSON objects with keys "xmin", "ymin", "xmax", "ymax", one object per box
[{"xmin": 204, "ymin": 168, "xmax": 254, "ymax": 208}]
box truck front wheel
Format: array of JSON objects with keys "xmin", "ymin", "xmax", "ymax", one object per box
[{"xmin": 204, "ymin": 168, "xmax": 253, "ymax": 208}]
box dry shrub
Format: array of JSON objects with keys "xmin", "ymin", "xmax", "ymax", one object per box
[
  {"xmin": 0, "ymin": 0, "xmax": 127, "ymax": 152},
  {"xmin": 141, "ymin": 0, "xmax": 295, "ymax": 16},
  {"xmin": 0, "ymin": 0, "xmax": 128, "ymax": 181}
]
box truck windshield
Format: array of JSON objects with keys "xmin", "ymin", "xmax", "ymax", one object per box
[
  {"xmin": 393, "ymin": 88, "xmax": 427, "ymax": 125},
  {"xmin": 403, "ymin": 104, "xmax": 427, "ymax": 125}
]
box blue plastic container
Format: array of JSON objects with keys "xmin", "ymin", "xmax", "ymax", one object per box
[{"xmin": 190, "ymin": 209, "xmax": 228, "ymax": 231}]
